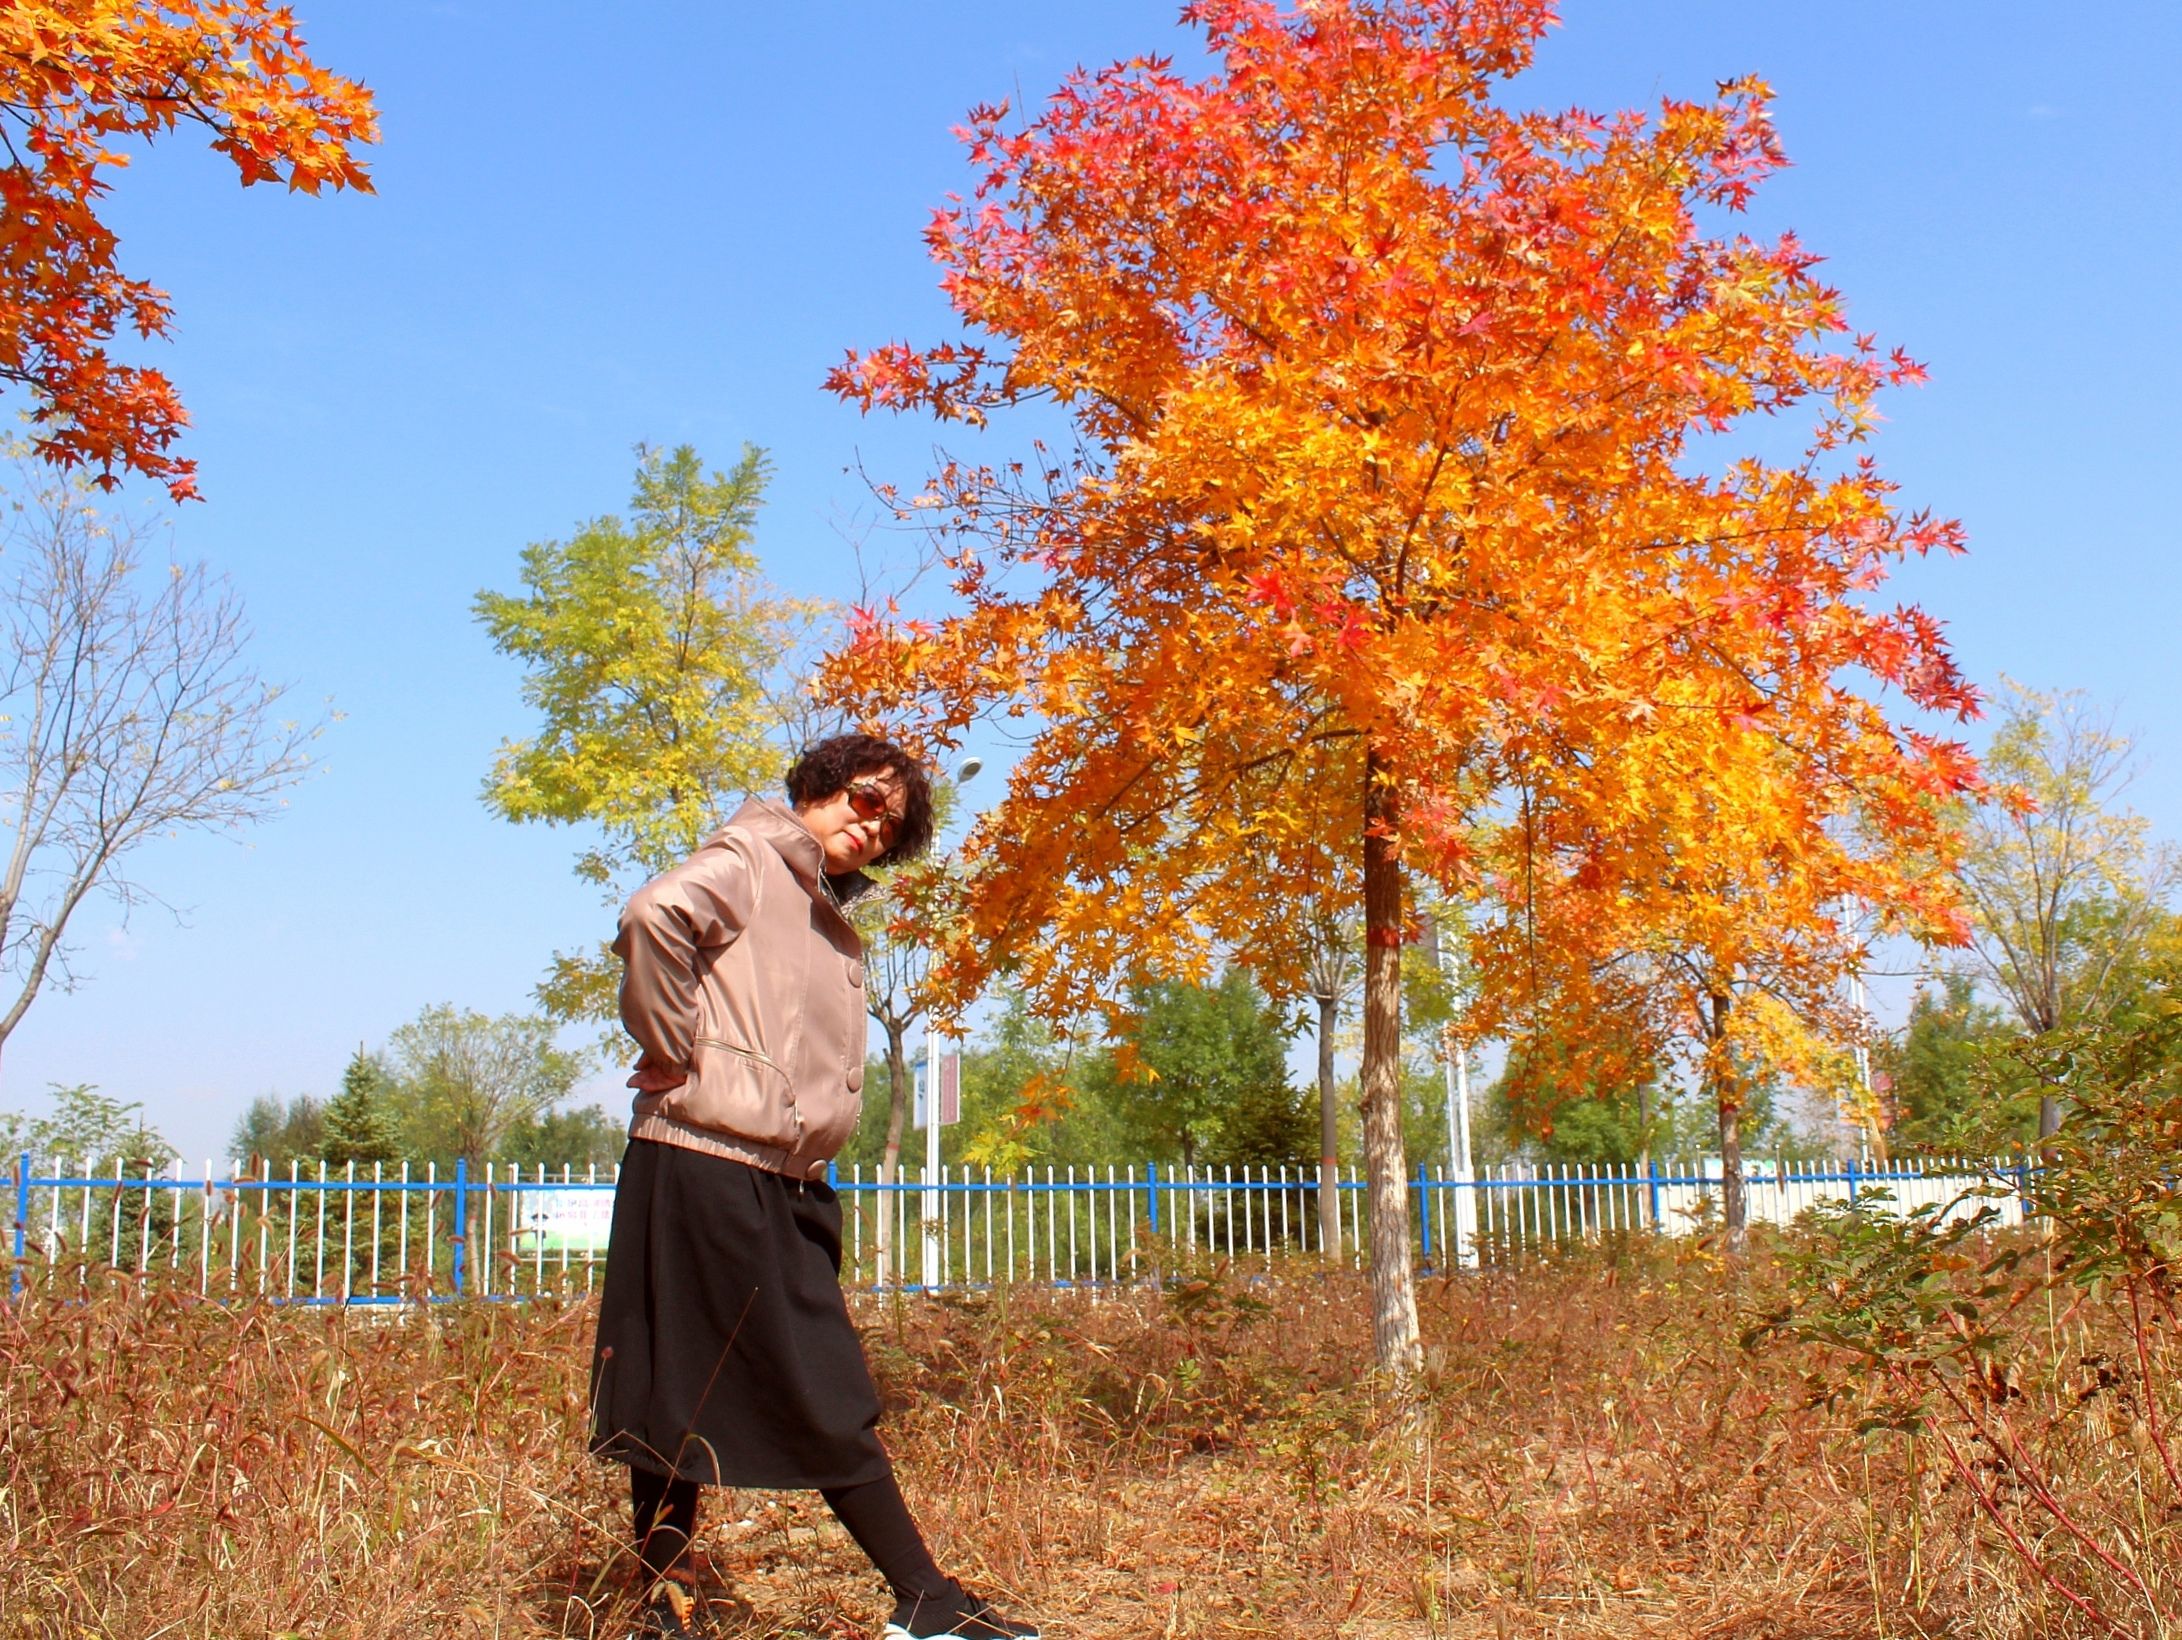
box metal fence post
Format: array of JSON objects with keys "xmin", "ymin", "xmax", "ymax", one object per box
[
  {"xmin": 453, "ymin": 1157, "xmax": 468, "ymax": 1297},
  {"xmin": 0, "ymin": 1151, "xmax": 2034, "ymax": 1298},
  {"xmin": 10, "ymin": 1153, "xmax": 27, "ymax": 1304},
  {"xmin": 1415, "ymin": 1163, "xmax": 1433, "ymax": 1267}
]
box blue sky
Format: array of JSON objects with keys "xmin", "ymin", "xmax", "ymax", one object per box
[{"xmin": 2, "ymin": 1, "xmax": 2176, "ymax": 1163}]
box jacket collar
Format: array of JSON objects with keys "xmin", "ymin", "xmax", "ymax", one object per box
[{"xmin": 726, "ymin": 796, "xmax": 876, "ymax": 907}]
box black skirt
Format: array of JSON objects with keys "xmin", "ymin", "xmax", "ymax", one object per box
[{"xmin": 588, "ymin": 1139, "xmax": 890, "ymax": 1489}]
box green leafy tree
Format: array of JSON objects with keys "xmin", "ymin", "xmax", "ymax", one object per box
[
  {"xmin": 1874, "ymin": 974, "xmax": 2015, "ymax": 1151},
  {"xmin": 1482, "ymin": 1047, "xmax": 1769, "ymax": 1169},
  {"xmin": 319, "ymin": 1046, "xmax": 398, "ymax": 1168},
  {"xmin": 379, "ymin": 1004, "xmax": 585, "ymax": 1164},
  {"xmin": 1955, "ymin": 682, "xmax": 2180, "ymax": 1139},
  {"xmin": 1483, "ymin": 1039, "xmax": 1659, "ymax": 1168},
  {"xmin": 495, "ymin": 1104, "xmax": 626, "ymax": 1172},
  {"xmin": 2101, "ymin": 905, "xmax": 2182, "ymax": 1025},
  {"xmin": 1092, "ymin": 970, "xmax": 1311, "ymax": 1171},
  {"xmin": 3, "ymin": 1084, "xmax": 179, "ymax": 1259},
  {"xmin": 476, "ymin": 443, "xmax": 817, "ymax": 1024},
  {"xmin": 953, "ymin": 991, "xmax": 1120, "ymax": 1174},
  {"xmin": 915, "ymin": 976, "xmax": 1313, "ymax": 1179},
  {"xmin": 230, "ymin": 1093, "xmax": 325, "ymax": 1168},
  {"xmin": 1402, "ymin": 904, "xmax": 1492, "ymax": 1174},
  {"xmin": 4, "ymin": 1082, "xmax": 173, "ymax": 1169},
  {"xmin": 1526, "ymin": 1086, "xmax": 1653, "ymax": 1169}
]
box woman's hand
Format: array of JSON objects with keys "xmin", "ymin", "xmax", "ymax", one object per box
[{"xmin": 626, "ymin": 1052, "xmax": 688, "ymax": 1094}]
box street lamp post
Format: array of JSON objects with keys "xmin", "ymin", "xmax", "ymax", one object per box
[
  {"xmin": 1431, "ymin": 917, "xmax": 1479, "ymax": 1270},
  {"xmin": 1848, "ymin": 969, "xmax": 1880, "ymax": 1163},
  {"xmin": 918, "ymin": 757, "xmax": 980, "ymax": 1288}
]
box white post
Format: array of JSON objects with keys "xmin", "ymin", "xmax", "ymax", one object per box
[
  {"xmin": 922, "ymin": 1015, "xmax": 942, "ymax": 1288},
  {"xmin": 915, "ymin": 756, "xmax": 980, "ymax": 1292},
  {"xmin": 1440, "ymin": 1001, "xmax": 1479, "ymax": 1270},
  {"xmin": 1849, "ymin": 970, "xmax": 1877, "ymax": 1152},
  {"xmin": 199, "ymin": 1158, "xmax": 213, "ymax": 1296},
  {"xmin": 1456, "ymin": 1046, "xmax": 1479, "ymax": 1261}
]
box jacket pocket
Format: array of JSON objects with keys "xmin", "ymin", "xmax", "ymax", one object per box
[
  {"xmin": 797, "ymin": 1084, "xmax": 862, "ymax": 1160},
  {"xmin": 662, "ymin": 1038, "xmax": 801, "ymax": 1149}
]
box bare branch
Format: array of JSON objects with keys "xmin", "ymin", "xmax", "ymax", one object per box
[{"xmin": 0, "ymin": 451, "xmax": 322, "ymax": 1047}]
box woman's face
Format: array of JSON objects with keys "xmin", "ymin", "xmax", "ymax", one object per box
[{"xmin": 797, "ymin": 768, "xmax": 907, "ymax": 875}]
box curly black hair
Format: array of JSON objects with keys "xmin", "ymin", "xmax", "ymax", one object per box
[{"xmin": 783, "ymin": 733, "xmax": 936, "ymax": 867}]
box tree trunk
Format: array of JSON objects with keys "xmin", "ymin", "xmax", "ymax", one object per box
[
  {"xmin": 1315, "ymin": 991, "xmax": 1341, "ymax": 1260},
  {"xmin": 1707, "ymin": 989, "xmax": 1746, "ymax": 1251},
  {"xmin": 1717, "ymin": 1095, "xmax": 1745, "ymax": 1249},
  {"xmin": 2034, "ymin": 991, "xmax": 2063, "ymax": 1157},
  {"xmin": 1359, "ymin": 751, "xmax": 1423, "ymax": 1382},
  {"xmin": 876, "ymin": 1021, "xmax": 911, "ymax": 1283}
]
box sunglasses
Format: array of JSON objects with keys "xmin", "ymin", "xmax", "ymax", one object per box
[{"xmin": 845, "ymin": 781, "xmax": 904, "ymax": 850}]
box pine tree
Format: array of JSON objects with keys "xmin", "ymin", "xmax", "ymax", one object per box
[{"xmin": 321, "ymin": 1047, "xmax": 398, "ymax": 1167}]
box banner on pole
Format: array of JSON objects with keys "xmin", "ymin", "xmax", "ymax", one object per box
[{"xmin": 913, "ymin": 1052, "xmax": 961, "ymax": 1129}]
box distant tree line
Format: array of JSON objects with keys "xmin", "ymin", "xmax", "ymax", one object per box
[
  {"xmin": 831, "ymin": 962, "xmax": 1838, "ymax": 1181},
  {"xmin": 228, "ymin": 1004, "xmax": 621, "ymax": 1172}
]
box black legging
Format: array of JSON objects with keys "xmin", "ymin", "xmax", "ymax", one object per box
[
  {"xmin": 630, "ymin": 1466, "xmax": 702, "ymax": 1582},
  {"xmin": 630, "ymin": 1464, "xmax": 954, "ymax": 1600}
]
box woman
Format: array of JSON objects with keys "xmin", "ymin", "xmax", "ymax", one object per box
[{"xmin": 590, "ymin": 733, "xmax": 1038, "ymax": 1640}]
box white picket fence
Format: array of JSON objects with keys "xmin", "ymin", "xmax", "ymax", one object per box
[{"xmin": 4, "ymin": 1152, "xmax": 2028, "ymax": 1304}]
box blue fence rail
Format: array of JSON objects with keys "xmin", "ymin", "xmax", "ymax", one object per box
[{"xmin": 6, "ymin": 1152, "xmax": 2026, "ymax": 1304}]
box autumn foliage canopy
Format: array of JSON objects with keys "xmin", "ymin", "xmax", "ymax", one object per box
[
  {"xmin": 825, "ymin": 0, "xmax": 1976, "ymax": 1039},
  {"xmin": 0, "ymin": 2, "xmax": 377, "ymax": 498}
]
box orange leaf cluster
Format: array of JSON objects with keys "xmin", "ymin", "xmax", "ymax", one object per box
[
  {"xmin": 823, "ymin": 0, "xmax": 1976, "ymax": 1061},
  {"xmin": 0, "ymin": 1, "xmax": 378, "ymax": 498}
]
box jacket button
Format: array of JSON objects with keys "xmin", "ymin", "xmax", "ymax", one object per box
[
  {"xmin": 847, "ymin": 1064, "xmax": 864, "ymax": 1094},
  {"xmin": 846, "ymin": 959, "xmax": 864, "ymax": 986}
]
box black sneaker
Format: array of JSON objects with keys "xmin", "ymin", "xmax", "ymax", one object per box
[{"xmin": 882, "ymin": 1587, "xmax": 1041, "ymax": 1639}]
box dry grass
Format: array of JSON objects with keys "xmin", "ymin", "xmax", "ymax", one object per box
[{"xmin": 1, "ymin": 1238, "xmax": 2173, "ymax": 1638}]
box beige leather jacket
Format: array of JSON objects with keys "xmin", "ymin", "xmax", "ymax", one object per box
[{"xmin": 614, "ymin": 798, "xmax": 868, "ymax": 1180}]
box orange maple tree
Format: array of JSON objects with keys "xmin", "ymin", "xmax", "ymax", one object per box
[
  {"xmin": 1470, "ymin": 700, "xmax": 1966, "ymax": 1242},
  {"xmin": 1, "ymin": 1, "xmax": 377, "ymax": 498},
  {"xmin": 823, "ymin": 0, "xmax": 1976, "ymax": 1375}
]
